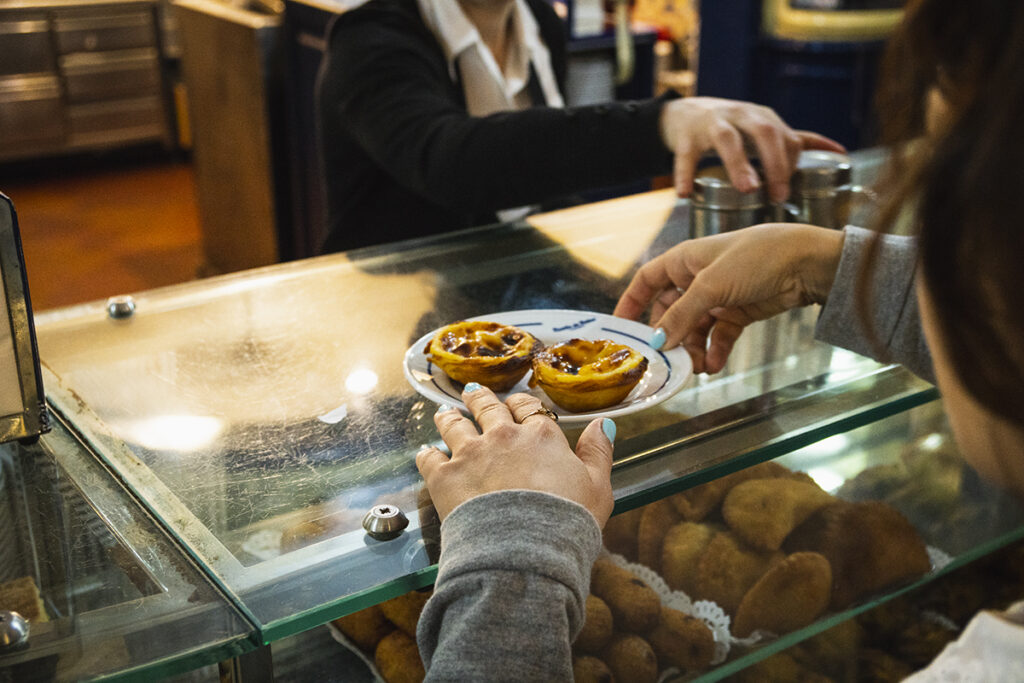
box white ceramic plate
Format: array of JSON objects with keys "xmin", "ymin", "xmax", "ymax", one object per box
[{"xmin": 403, "ymin": 309, "xmax": 692, "ymax": 425}]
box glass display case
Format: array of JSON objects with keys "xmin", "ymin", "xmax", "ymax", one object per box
[
  {"xmin": 0, "ymin": 418, "xmax": 252, "ymax": 681},
  {"xmin": 6, "ymin": 148, "xmax": 1024, "ymax": 680}
]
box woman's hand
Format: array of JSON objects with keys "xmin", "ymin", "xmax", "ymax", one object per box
[
  {"xmin": 614, "ymin": 224, "xmax": 845, "ymax": 373},
  {"xmin": 659, "ymin": 97, "xmax": 846, "ymax": 202},
  {"xmin": 416, "ymin": 385, "xmax": 616, "ymax": 526}
]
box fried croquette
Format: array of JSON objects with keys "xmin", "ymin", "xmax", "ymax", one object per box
[
  {"xmin": 603, "ymin": 634, "xmax": 659, "ymax": 683},
  {"xmin": 669, "ymin": 461, "xmax": 804, "ymax": 521},
  {"xmin": 694, "ymin": 531, "xmax": 780, "ymax": 614},
  {"xmin": 785, "ymin": 501, "xmax": 931, "ymax": 609},
  {"xmin": 732, "ymin": 552, "xmax": 833, "ymax": 637},
  {"xmin": 722, "ymin": 478, "xmax": 835, "ymax": 552},
  {"xmin": 590, "ymin": 559, "xmax": 662, "ymax": 634},
  {"xmin": 331, "ymin": 604, "xmax": 394, "ymax": 653},
  {"xmin": 729, "ymin": 652, "xmax": 834, "ymax": 683},
  {"xmin": 575, "ymin": 595, "xmax": 614, "ymax": 653},
  {"xmin": 573, "ymin": 655, "xmax": 615, "ymax": 683},
  {"xmin": 647, "ymin": 606, "xmax": 715, "ymax": 672},
  {"xmin": 637, "ymin": 499, "xmax": 682, "ymax": 570},
  {"xmin": 374, "ymin": 630, "xmax": 426, "ymax": 683},
  {"xmin": 379, "ymin": 590, "xmax": 431, "ymax": 638},
  {"xmin": 602, "ymin": 507, "xmax": 644, "ymax": 562},
  {"xmin": 660, "ymin": 521, "xmax": 716, "ymax": 596}
]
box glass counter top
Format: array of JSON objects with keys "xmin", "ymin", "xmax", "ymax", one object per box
[
  {"xmin": 0, "ymin": 417, "xmax": 253, "ymax": 681},
  {"xmin": 30, "ymin": 152, "xmax": 936, "ymax": 642}
]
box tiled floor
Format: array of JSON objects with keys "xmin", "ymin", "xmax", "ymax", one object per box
[{"xmin": 0, "ymin": 150, "xmax": 203, "ymax": 312}]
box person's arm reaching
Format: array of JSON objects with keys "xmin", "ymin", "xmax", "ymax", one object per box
[
  {"xmin": 321, "ymin": 6, "xmax": 845, "ymax": 214},
  {"xmin": 614, "ymin": 224, "xmax": 934, "ymax": 381},
  {"xmin": 614, "ymin": 223, "xmax": 844, "ymax": 373},
  {"xmin": 415, "ymin": 386, "xmax": 615, "ymax": 681},
  {"xmin": 815, "ymin": 226, "xmax": 934, "ymax": 382}
]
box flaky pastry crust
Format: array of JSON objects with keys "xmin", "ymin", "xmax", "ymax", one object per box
[
  {"xmin": 530, "ymin": 338, "xmax": 648, "ymax": 412},
  {"xmin": 424, "ymin": 320, "xmax": 541, "ymax": 391}
]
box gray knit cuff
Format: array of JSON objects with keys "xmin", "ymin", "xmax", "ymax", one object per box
[
  {"xmin": 815, "ymin": 225, "xmax": 933, "ymax": 381},
  {"xmin": 438, "ymin": 490, "xmax": 602, "ymax": 605}
]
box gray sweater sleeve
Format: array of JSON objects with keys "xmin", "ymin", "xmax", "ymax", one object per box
[
  {"xmin": 416, "ymin": 490, "xmax": 602, "ymax": 682},
  {"xmin": 815, "ymin": 225, "xmax": 935, "ymax": 384}
]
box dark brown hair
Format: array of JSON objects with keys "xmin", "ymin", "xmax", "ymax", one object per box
[{"xmin": 868, "ymin": 0, "xmax": 1024, "ymax": 426}]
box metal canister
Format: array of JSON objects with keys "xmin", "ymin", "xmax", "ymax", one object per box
[
  {"xmin": 690, "ymin": 177, "xmax": 768, "ymax": 238},
  {"xmin": 790, "ymin": 151, "xmax": 857, "ymax": 229}
]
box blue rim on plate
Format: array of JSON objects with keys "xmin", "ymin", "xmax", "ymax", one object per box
[{"xmin": 403, "ymin": 309, "xmax": 693, "ymax": 425}]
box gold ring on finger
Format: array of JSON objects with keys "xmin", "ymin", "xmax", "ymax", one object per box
[{"xmin": 519, "ymin": 407, "xmax": 559, "ymax": 423}]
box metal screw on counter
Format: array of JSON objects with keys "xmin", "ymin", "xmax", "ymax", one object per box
[
  {"xmin": 790, "ymin": 151, "xmax": 875, "ymax": 230},
  {"xmin": 690, "ymin": 177, "xmax": 797, "ymax": 238},
  {"xmin": 106, "ymin": 295, "xmax": 136, "ymax": 319},
  {"xmin": 0, "ymin": 610, "xmax": 29, "ymax": 652},
  {"xmin": 362, "ymin": 504, "xmax": 409, "ymax": 541}
]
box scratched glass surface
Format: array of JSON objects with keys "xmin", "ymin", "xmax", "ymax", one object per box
[
  {"xmin": 28, "ymin": 150, "xmax": 931, "ymax": 634},
  {"xmin": 0, "ymin": 420, "xmax": 251, "ymax": 679}
]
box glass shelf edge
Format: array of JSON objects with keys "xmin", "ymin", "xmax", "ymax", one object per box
[
  {"xmin": 612, "ymin": 373, "xmax": 939, "ymax": 512},
  {"xmin": 257, "ymin": 565, "xmax": 439, "ymax": 645},
  {"xmin": 92, "ymin": 635, "xmax": 256, "ymax": 683}
]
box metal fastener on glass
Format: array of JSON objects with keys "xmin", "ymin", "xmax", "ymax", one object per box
[
  {"xmin": 0, "ymin": 610, "xmax": 29, "ymax": 651},
  {"xmin": 106, "ymin": 295, "xmax": 136, "ymax": 319},
  {"xmin": 362, "ymin": 504, "xmax": 409, "ymax": 541}
]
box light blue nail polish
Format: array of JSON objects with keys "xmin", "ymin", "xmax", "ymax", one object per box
[
  {"xmin": 436, "ymin": 403, "xmax": 454, "ymax": 415},
  {"xmin": 464, "ymin": 382, "xmax": 483, "ymax": 393},
  {"xmin": 602, "ymin": 418, "xmax": 616, "ymax": 445},
  {"xmin": 649, "ymin": 327, "xmax": 666, "ymax": 350}
]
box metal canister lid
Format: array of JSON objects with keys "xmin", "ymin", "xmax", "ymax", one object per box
[
  {"xmin": 692, "ymin": 176, "xmax": 766, "ymax": 210},
  {"xmin": 792, "ymin": 151, "xmax": 852, "ymax": 196}
]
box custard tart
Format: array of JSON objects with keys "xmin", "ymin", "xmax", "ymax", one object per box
[
  {"xmin": 530, "ymin": 339, "xmax": 649, "ymax": 412},
  {"xmin": 424, "ymin": 320, "xmax": 542, "ymax": 391}
]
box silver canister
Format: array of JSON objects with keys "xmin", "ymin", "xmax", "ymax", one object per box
[
  {"xmin": 690, "ymin": 177, "xmax": 767, "ymax": 238},
  {"xmin": 690, "ymin": 176, "xmax": 796, "ymax": 238},
  {"xmin": 790, "ymin": 151, "xmax": 875, "ymax": 229}
]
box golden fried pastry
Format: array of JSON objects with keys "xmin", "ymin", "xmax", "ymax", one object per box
[
  {"xmin": 603, "ymin": 634, "xmax": 659, "ymax": 683},
  {"xmin": 424, "ymin": 320, "xmax": 541, "ymax": 391},
  {"xmin": 785, "ymin": 501, "xmax": 931, "ymax": 609},
  {"xmin": 789, "ymin": 618, "xmax": 863, "ymax": 682},
  {"xmin": 332, "ymin": 604, "xmax": 394, "ymax": 653},
  {"xmin": 893, "ymin": 619, "xmax": 957, "ymax": 668},
  {"xmin": 375, "ymin": 630, "xmax": 426, "ymax": 683},
  {"xmin": 602, "ymin": 506, "xmax": 644, "ymax": 562},
  {"xmin": 0, "ymin": 576, "xmax": 48, "ymax": 623},
  {"xmin": 660, "ymin": 521, "xmax": 716, "ymax": 596},
  {"xmin": 590, "ymin": 559, "xmax": 662, "ymax": 634},
  {"xmin": 669, "ymin": 461, "xmax": 802, "ymax": 522},
  {"xmin": 573, "ymin": 655, "xmax": 615, "ymax": 683},
  {"xmin": 731, "ymin": 652, "xmax": 833, "ymax": 683},
  {"xmin": 647, "ymin": 606, "xmax": 715, "ymax": 673},
  {"xmin": 856, "ymin": 648, "xmax": 914, "ymax": 683},
  {"xmin": 530, "ymin": 339, "xmax": 648, "ymax": 412},
  {"xmin": 722, "ymin": 478, "xmax": 835, "ymax": 552},
  {"xmin": 694, "ymin": 531, "xmax": 780, "ymax": 615},
  {"xmin": 732, "ymin": 551, "xmax": 832, "ymax": 637},
  {"xmin": 637, "ymin": 499, "xmax": 682, "ymax": 571},
  {"xmin": 379, "ymin": 590, "xmax": 431, "ymax": 638},
  {"xmin": 575, "ymin": 595, "xmax": 614, "ymax": 653}
]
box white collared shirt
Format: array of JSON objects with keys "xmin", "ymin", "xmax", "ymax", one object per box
[
  {"xmin": 416, "ymin": 0, "xmax": 565, "ymax": 116},
  {"xmin": 416, "ymin": 0, "xmax": 564, "ymax": 222}
]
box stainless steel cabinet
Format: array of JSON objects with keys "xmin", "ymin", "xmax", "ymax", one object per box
[{"xmin": 0, "ymin": 0, "xmax": 174, "ymax": 162}]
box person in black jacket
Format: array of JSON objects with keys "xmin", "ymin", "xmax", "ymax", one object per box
[{"xmin": 317, "ymin": 0, "xmax": 844, "ymax": 253}]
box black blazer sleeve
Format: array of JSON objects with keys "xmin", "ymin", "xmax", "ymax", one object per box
[{"xmin": 320, "ymin": 0, "xmax": 674, "ymax": 215}]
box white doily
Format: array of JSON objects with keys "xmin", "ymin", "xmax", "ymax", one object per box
[
  {"xmin": 928, "ymin": 545, "xmax": 954, "ymax": 572},
  {"xmin": 602, "ymin": 551, "xmax": 734, "ymax": 668},
  {"xmin": 326, "ymin": 622, "xmax": 386, "ymax": 683}
]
